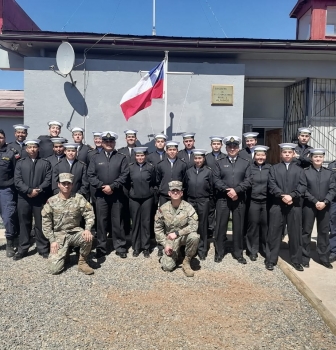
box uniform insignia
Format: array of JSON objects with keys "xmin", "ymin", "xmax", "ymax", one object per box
[
  {"xmin": 230, "ymin": 137, "xmax": 235, "ymax": 142},
  {"xmin": 224, "ymin": 165, "xmax": 229, "ymax": 167},
  {"xmin": 106, "ymin": 133, "xmax": 111, "ymax": 138},
  {"xmin": 15, "ymin": 154, "xmax": 21, "ymax": 159},
  {"xmin": 98, "ymin": 162, "xmax": 104, "ymax": 165},
  {"xmin": 2, "ymin": 157, "xmax": 9, "ymax": 160}
]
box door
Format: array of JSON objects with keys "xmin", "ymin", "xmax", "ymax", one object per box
[{"xmin": 265, "ymin": 128, "xmax": 282, "ymax": 164}]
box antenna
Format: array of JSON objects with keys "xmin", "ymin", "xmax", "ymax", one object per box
[
  {"xmin": 54, "ymin": 42, "xmax": 76, "ymax": 86},
  {"xmin": 152, "ymin": 0, "xmax": 156, "ymax": 36}
]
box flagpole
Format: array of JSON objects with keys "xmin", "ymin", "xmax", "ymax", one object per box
[{"xmin": 164, "ymin": 51, "xmax": 169, "ymax": 134}]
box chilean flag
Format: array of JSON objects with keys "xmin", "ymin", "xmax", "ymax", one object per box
[{"xmin": 120, "ymin": 61, "xmax": 164, "ymax": 120}]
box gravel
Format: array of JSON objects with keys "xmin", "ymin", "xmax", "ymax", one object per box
[{"xmin": 0, "ymin": 239, "xmax": 335, "ymax": 350}]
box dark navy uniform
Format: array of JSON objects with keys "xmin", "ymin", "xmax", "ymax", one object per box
[
  {"xmin": 14, "ymin": 157, "xmax": 52, "ymax": 255},
  {"xmin": 303, "ymin": 166, "xmax": 336, "ymax": 264},
  {"xmin": 328, "ymin": 161, "xmax": 336, "ymax": 259},
  {"xmin": 45, "ymin": 154, "xmax": 65, "ymax": 169},
  {"xmin": 52, "ymin": 158, "xmax": 89, "ymax": 199},
  {"xmin": 294, "ymin": 143, "xmax": 313, "ymax": 168},
  {"xmin": 267, "ymin": 162, "xmax": 307, "ymax": 265},
  {"xmin": 213, "ymin": 155, "xmax": 251, "ymax": 259},
  {"xmin": 77, "ymin": 143, "xmax": 92, "ymax": 164},
  {"xmin": 184, "ymin": 165, "xmax": 213, "ymax": 257},
  {"xmin": 38, "ymin": 135, "xmax": 67, "ymax": 159},
  {"xmin": 87, "ymin": 150, "xmax": 129, "ymax": 255},
  {"xmin": 177, "ymin": 149, "xmax": 195, "ymax": 168},
  {"xmin": 0, "ymin": 145, "xmax": 17, "ymax": 240},
  {"xmin": 129, "ymin": 161, "xmax": 156, "ymax": 252},
  {"xmin": 7, "ymin": 140, "xmax": 28, "ymax": 158},
  {"xmin": 239, "ymin": 147, "xmax": 253, "ymax": 163},
  {"xmin": 118, "ymin": 146, "xmax": 136, "ymax": 163},
  {"xmin": 156, "ymin": 158, "xmax": 187, "ymax": 206},
  {"xmin": 246, "ymin": 162, "xmax": 272, "ymax": 257},
  {"xmin": 147, "ymin": 150, "xmax": 166, "ymax": 166}
]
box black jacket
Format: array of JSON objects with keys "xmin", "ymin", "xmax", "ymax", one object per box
[
  {"xmin": 268, "ymin": 162, "xmax": 307, "ymax": 204},
  {"xmin": 87, "ymin": 147, "xmax": 103, "ymax": 163},
  {"xmin": 45, "ymin": 154, "xmax": 65, "ymax": 169},
  {"xmin": 0, "ymin": 144, "xmax": 16, "ymax": 188},
  {"xmin": 250, "ymin": 162, "xmax": 272, "ymax": 201},
  {"xmin": 294, "ymin": 143, "xmax": 313, "ymax": 168},
  {"xmin": 239, "ymin": 147, "xmax": 253, "ymax": 162},
  {"xmin": 52, "ymin": 158, "xmax": 89, "ymax": 198},
  {"xmin": 14, "ymin": 157, "xmax": 52, "ymax": 201},
  {"xmin": 156, "ymin": 158, "xmax": 187, "ymax": 196},
  {"xmin": 177, "ymin": 149, "xmax": 195, "ymax": 168},
  {"xmin": 213, "ymin": 155, "xmax": 251, "ymax": 199},
  {"xmin": 184, "ymin": 165, "xmax": 213, "ymax": 199},
  {"xmin": 37, "ymin": 135, "xmax": 68, "ymax": 159},
  {"xmin": 7, "ymin": 140, "xmax": 28, "ymax": 158},
  {"xmin": 304, "ymin": 166, "xmax": 336, "ymax": 204},
  {"xmin": 87, "ymin": 150, "xmax": 129, "ymax": 193},
  {"xmin": 205, "ymin": 151, "xmax": 225, "ymax": 170},
  {"xmin": 77, "ymin": 143, "xmax": 92, "ymax": 164},
  {"xmin": 147, "ymin": 150, "xmax": 167, "ymax": 167},
  {"xmin": 129, "ymin": 162, "xmax": 156, "ymax": 199},
  {"xmin": 118, "ymin": 146, "xmax": 136, "ymax": 164}
]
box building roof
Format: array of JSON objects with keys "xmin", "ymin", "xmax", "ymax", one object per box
[
  {"xmin": 0, "ymin": 90, "xmax": 24, "ymax": 111},
  {"xmin": 290, "ymin": 0, "xmax": 309, "ymax": 18}
]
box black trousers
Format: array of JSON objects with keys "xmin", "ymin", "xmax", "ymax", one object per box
[
  {"xmin": 329, "ymin": 201, "xmax": 336, "ymax": 254},
  {"xmin": 130, "ymin": 196, "xmax": 153, "ymax": 251},
  {"xmin": 189, "ymin": 198, "xmax": 209, "ymax": 256},
  {"xmin": 150, "ymin": 190, "xmax": 159, "ymax": 239},
  {"xmin": 302, "ymin": 202, "xmax": 330, "ymax": 264},
  {"xmin": 121, "ymin": 186, "xmax": 131, "ymax": 236},
  {"xmin": 243, "ymin": 190, "xmax": 251, "ymax": 237},
  {"xmin": 17, "ymin": 196, "xmax": 49, "ymax": 254},
  {"xmin": 208, "ymin": 196, "xmax": 216, "ymax": 232},
  {"xmin": 96, "ymin": 193, "xmax": 126, "ymax": 254},
  {"xmin": 215, "ymin": 196, "xmax": 245, "ymax": 258},
  {"xmin": 246, "ymin": 199, "xmax": 267, "ymax": 256},
  {"xmin": 266, "ymin": 202, "xmax": 302, "ymax": 265}
]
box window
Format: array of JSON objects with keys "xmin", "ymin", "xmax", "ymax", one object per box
[
  {"xmin": 298, "ymin": 9, "xmax": 311, "ymax": 40},
  {"xmin": 326, "ymin": 6, "xmax": 336, "ymax": 36}
]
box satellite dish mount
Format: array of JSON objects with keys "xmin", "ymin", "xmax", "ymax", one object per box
[{"xmin": 52, "ymin": 42, "xmax": 76, "ymax": 86}]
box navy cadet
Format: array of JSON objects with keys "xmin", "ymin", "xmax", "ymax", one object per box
[
  {"xmin": 246, "ymin": 146, "xmax": 271, "ymax": 260},
  {"xmin": 87, "ymin": 131, "xmax": 103, "ymax": 163},
  {"xmin": 0, "ymin": 129, "xmax": 17, "ymax": 257},
  {"xmin": 303, "ymin": 149, "xmax": 335, "ymax": 269},
  {"xmin": 213, "ymin": 136, "xmax": 251, "ymax": 264},
  {"xmin": 239, "ymin": 132, "xmax": 259, "ymax": 162},
  {"xmin": 71, "ymin": 127, "xmax": 92, "ymax": 164},
  {"xmin": 13, "ymin": 139, "xmax": 52, "ymax": 260},
  {"xmin": 129, "ymin": 147, "xmax": 156, "ymax": 258},
  {"xmin": 52, "ymin": 143, "xmax": 89, "ymax": 199},
  {"xmin": 154, "ymin": 181, "xmax": 199, "ymax": 277},
  {"xmin": 42, "ymin": 173, "xmax": 95, "ymax": 275},
  {"xmin": 266, "ymin": 143, "xmax": 307, "ymax": 272},
  {"xmin": 7, "ymin": 124, "xmax": 30, "ymax": 158},
  {"xmin": 45, "ymin": 138, "xmax": 66, "ymax": 169},
  {"xmin": 328, "ymin": 157, "xmax": 336, "ymax": 263},
  {"xmin": 147, "ymin": 133, "xmax": 167, "ymax": 165},
  {"xmin": 38, "ymin": 121, "xmax": 65, "ymax": 158},
  {"xmin": 177, "ymin": 132, "xmax": 196, "ymax": 168},
  {"xmin": 294, "ymin": 127, "xmax": 313, "ymax": 168},
  {"xmin": 184, "ymin": 149, "xmax": 213, "ymax": 260},
  {"xmin": 87, "ymin": 131, "xmax": 129, "ymax": 259},
  {"xmin": 205, "ymin": 136, "xmax": 225, "ymax": 236}
]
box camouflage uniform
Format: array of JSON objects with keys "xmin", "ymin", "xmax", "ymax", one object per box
[
  {"xmin": 154, "ymin": 200, "xmax": 199, "ymax": 271},
  {"xmin": 42, "ymin": 193, "xmax": 95, "ymax": 274}
]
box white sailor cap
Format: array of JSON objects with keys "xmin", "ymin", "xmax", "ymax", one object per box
[
  {"xmin": 71, "ymin": 127, "xmax": 84, "ymax": 133},
  {"xmin": 310, "ymin": 148, "xmax": 326, "ymax": 155},
  {"xmin": 124, "ymin": 129, "xmax": 138, "ymax": 135},
  {"xmin": 102, "ymin": 131, "xmax": 118, "ymax": 140},
  {"xmin": 24, "ymin": 139, "xmax": 41, "ymax": 146},
  {"xmin": 166, "ymin": 141, "xmax": 179, "ymax": 148},
  {"xmin": 252, "ymin": 145, "xmax": 269, "ymax": 152},
  {"xmin": 209, "ymin": 136, "xmax": 224, "ymax": 142},
  {"xmin": 298, "ymin": 127, "xmax": 312, "ymax": 135},
  {"xmin": 50, "ymin": 137, "xmax": 66, "ymax": 144},
  {"xmin": 155, "ymin": 133, "xmax": 168, "ymax": 140},
  {"xmin": 133, "ymin": 147, "xmax": 148, "ymax": 154},
  {"xmin": 92, "ymin": 131, "xmax": 102, "ymax": 137},
  {"xmin": 223, "ymin": 136, "xmax": 241, "ymax": 145},
  {"xmin": 192, "ymin": 149, "xmax": 207, "ymax": 155},
  {"xmin": 279, "ymin": 143, "xmax": 297, "ymax": 150},
  {"xmin": 243, "ymin": 132, "xmax": 259, "ymax": 139},
  {"xmin": 63, "ymin": 143, "xmax": 78, "ymax": 149},
  {"xmin": 47, "ymin": 121, "xmax": 63, "ymax": 127},
  {"xmin": 13, "ymin": 124, "xmax": 30, "ymax": 130},
  {"xmin": 182, "ymin": 132, "xmax": 196, "ymax": 139}
]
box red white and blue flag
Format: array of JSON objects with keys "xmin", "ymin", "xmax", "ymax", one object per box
[{"xmin": 120, "ymin": 61, "xmax": 164, "ymax": 120}]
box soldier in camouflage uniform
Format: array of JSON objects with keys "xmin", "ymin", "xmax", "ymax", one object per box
[
  {"xmin": 41, "ymin": 173, "xmax": 95, "ymax": 275},
  {"xmin": 154, "ymin": 181, "xmax": 199, "ymax": 277}
]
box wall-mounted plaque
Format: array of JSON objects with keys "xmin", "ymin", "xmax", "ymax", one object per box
[{"xmin": 211, "ymin": 85, "xmax": 233, "ymax": 106}]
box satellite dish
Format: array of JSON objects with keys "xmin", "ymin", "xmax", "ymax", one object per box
[{"xmin": 56, "ymin": 42, "xmax": 75, "ymax": 75}]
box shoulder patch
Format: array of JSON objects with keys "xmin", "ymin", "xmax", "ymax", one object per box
[
  {"xmin": 129, "ymin": 162, "xmax": 134, "ymax": 166},
  {"xmin": 179, "ymin": 158, "xmax": 186, "ymax": 163},
  {"xmin": 205, "ymin": 166, "xmax": 212, "ymax": 170},
  {"xmin": 78, "ymin": 160, "xmax": 86, "ymax": 165}
]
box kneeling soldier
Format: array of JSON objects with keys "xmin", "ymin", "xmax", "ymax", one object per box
[
  {"xmin": 154, "ymin": 181, "xmax": 199, "ymax": 277},
  {"xmin": 41, "ymin": 173, "xmax": 95, "ymax": 275}
]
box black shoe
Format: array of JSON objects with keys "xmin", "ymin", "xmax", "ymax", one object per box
[
  {"xmin": 6, "ymin": 239, "xmax": 15, "ymax": 258},
  {"xmin": 95, "ymin": 251, "xmax": 105, "ymax": 259},
  {"xmin": 116, "ymin": 251, "xmax": 127, "ymax": 259},
  {"xmin": 157, "ymin": 249, "xmax": 163, "ymax": 257},
  {"xmin": 329, "ymin": 254, "xmax": 336, "ymax": 263},
  {"xmin": 291, "ymin": 262, "xmax": 304, "ymax": 271},
  {"xmin": 13, "ymin": 252, "xmax": 27, "ymax": 261},
  {"xmin": 321, "ymin": 261, "xmax": 333, "ymax": 269},
  {"xmin": 133, "ymin": 250, "xmax": 140, "ymax": 257},
  {"xmin": 236, "ymin": 257, "xmax": 247, "ymax": 264},
  {"xmin": 198, "ymin": 253, "xmax": 206, "ymax": 261},
  {"xmin": 143, "ymin": 250, "xmax": 150, "ymax": 258},
  {"xmin": 302, "ymin": 262, "xmax": 310, "ymax": 268},
  {"xmin": 214, "ymin": 255, "xmax": 223, "ymax": 263},
  {"xmin": 249, "ymin": 255, "xmax": 257, "ymax": 262},
  {"xmin": 265, "ymin": 262, "xmax": 274, "ymax": 271}
]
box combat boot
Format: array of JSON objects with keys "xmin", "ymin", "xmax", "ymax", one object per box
[
  {"xmin": 182, "ymin": 256, "xmax": 194, "ymax": 277},
  {"xmin": 78, "ymin": 255, "xmax": 94, "ymax": 275},
  {"xmin": 6, "ymin": 239, "xmax": 15, "ymax": 258}
]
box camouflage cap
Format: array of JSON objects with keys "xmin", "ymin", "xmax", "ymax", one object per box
[
  {"xmin": 168, "ymin": 181, "xmax": 183, "ymax": 191},
  {"xmin": 58, "ymin": 173, "xmax": 74, "ymax": 183}
]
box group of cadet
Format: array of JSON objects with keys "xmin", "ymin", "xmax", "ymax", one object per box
[{"xmin": 0, "ymin": 122, "xmax": 335, "ymax": 277}]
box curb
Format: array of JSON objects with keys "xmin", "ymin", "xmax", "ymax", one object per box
[{"xmin": 278, "ymin": 257, "xmax": 336, "ymax": 336}]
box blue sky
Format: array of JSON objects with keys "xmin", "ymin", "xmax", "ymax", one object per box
[{"xmin": 0, "ymin": 0, "xmax": 297, "ymax": 90}]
